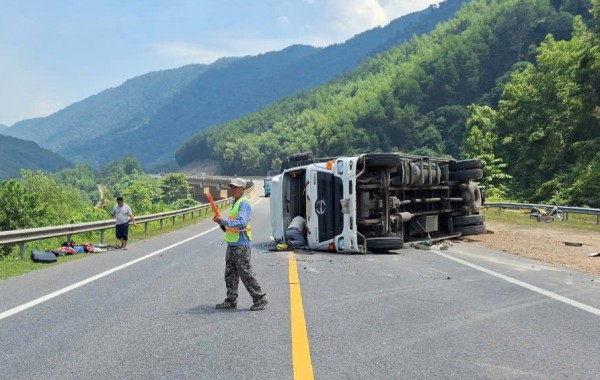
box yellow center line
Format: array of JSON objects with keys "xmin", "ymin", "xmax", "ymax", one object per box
[{"xmin": 289, "ymin": 254, "xmax": 315, "ymax": 380}]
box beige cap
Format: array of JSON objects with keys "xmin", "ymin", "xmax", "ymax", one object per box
[{"xmin": 228, "ymin": 177, "xmax": 247, "ymax": 188}]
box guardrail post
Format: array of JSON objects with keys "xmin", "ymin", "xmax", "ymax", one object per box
[
  {"xmin": 597, "ymin": 214, "xmax": 600, "ymax": 224},
  {"xmin": 160, "ymin": 220, "xmax": 164, "ymax": 230},
  {"xmin": 100, "ymin": 230, "xmax": 105, "ymax": 244},
  {"xmin": 172, "ymin": 216, "xmax": 176, "ymax": 226},
  {"xmin": 19, "ymin": 242, "xmax": 26, "ymax": 260},
  {"xmin": 144, "ymin": 222, "xmax": 149, "ymax": 234}
]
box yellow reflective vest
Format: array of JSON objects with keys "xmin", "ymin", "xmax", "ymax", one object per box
[{"xmin": 224, "ymin": 196, "xmax": 252, "ymax": 243}]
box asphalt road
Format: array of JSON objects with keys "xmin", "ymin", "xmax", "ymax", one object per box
[{"xmin": 1, "ymin": 195, "xmax": 600, "ymax": 379}]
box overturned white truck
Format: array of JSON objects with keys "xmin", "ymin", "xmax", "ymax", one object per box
[{"xmin": 270, "ymin": 152, "xmax": 485, "ymax": 253}]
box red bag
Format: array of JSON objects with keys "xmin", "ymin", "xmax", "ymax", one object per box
[{"xmin": 60, "ymin": 246, "xmax": 77, "ymax": 255}]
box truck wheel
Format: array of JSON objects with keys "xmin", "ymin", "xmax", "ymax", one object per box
[
  {"xmin": 452, "ymin": 214, "xmax": 485, "ymax": 227},
  {"xmin": 449, "ymin": 159, "xmax": 483, "ymax": 171},
  {"xmin": 365, "ymin": 153, "xmax": 403, "ymax": 168},
  {"xmin": 454, "ymin": 224, "xmax": 486, "ymax": 236},
  {"xmin": 366, "ymin": 237, "xmax": 404, "ymax": 253},
  {"xmin": 449, "ymin": 169, "xmax": 483, "ymax": 181}
]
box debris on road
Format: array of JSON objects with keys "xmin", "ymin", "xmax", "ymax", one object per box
[
  {"xmin": 563, "ymin": 241, "xmax": 583, "ymax": 247},
  {"xmin": 411, "ymin": 239, "xmax": 454, "ymax": 250}
]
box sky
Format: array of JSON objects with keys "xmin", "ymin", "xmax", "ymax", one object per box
[{"xmin": 0, "ymin": 0, "xmax": 440, "ymax": 126}]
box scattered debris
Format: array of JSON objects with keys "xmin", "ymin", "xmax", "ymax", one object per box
[
  {"xmin": 563, "ymin": 241, "xmax": 583, "ymax": 247},
  {"xmin": 412, "ymin": 238, "xmax": 454, "ymax": 250},
  {"xmin": 588, "ymin": 252, "xmax": 600, "ymax": 257},
  {"xmin": 412, "ymin": 242, "xmax": 431, "ymax": 250},
  {"xmin": 436, "ymin": 241, "xmax": 453, "ymax": 250}
]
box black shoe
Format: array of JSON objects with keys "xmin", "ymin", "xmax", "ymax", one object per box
[
  {"xmin": 250, "ymin": 297, "xmax": 268, "ymax": 311},
  {"xmin": 215, "ymin": 300, "xmax": 237, "ymax": 309}
]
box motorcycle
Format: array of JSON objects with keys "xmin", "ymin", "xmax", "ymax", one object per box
[{"xmin": 529, "ymin": 205, "xmax": 564, "ymax": 223}]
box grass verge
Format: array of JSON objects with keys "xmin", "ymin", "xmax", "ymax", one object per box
[{"xmin": 0, "ymin": 211, "xmax": 213, "ymax": 281}]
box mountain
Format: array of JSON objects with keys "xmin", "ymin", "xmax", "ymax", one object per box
[
  {"xmin": 0, "ymin": 124, "xmax": 7, "ymax": 129},
  {"xmin": 0, "ymin": 134, "xmax": 73, "ymax": 179},
  {"xmin": 175, "ymin": 0, "xmax": 590, "ymax": 178},
  {"xmin": 3, "ymin": 0, "xmax": 470, "ymax": 169}
]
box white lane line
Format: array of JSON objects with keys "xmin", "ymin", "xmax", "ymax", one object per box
[
  {"xmin": 0, "ymin": 197, "xmax": 265, "ymax": 322},
  {"xmin": 0, "ymin": 227, "xmax": 220, "ymax": 321},
  {"xmin": 432, "ymin": 249, "xmax": 600, "ymax": 317}
]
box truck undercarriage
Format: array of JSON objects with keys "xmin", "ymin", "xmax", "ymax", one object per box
[{"xmin": 355, "ymin": 153, "xmax": 484, "ymax": 252}]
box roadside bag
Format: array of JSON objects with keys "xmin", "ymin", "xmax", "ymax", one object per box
[{"xmin": 31, "ymin": 250, "xmax": 58, "ymax": 263}]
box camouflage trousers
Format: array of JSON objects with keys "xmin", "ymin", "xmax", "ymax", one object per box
[{"xmin": 224, "ymin": 245, "xmax": 265, "ymax": 303}]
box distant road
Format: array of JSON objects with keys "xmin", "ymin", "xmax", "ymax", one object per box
[{"xmin": 1, "ymin": 195, "xmax": 600, "ymax": 379}]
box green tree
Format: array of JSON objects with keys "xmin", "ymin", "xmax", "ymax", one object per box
[
  {"xmin": 495, "ymin": 17, "xmax": 597, "ymax": 201},
  {"xmin": 465, "ymin": 105, "xmax": 511, "ymax": 198},
  {"xmin": 569, "ymin": 152, "xmax": 600, "ymax": 206},
  {"xmin": 160, "ymin": 173, "xmax": 191, "ymax": 204},
  {"xmin": 0, "ymin": 179, "xmax": 38, "ymax": 257},
  {"xmin": 121, "ymin": 180, "xmax": 157, "ymax": 215}
]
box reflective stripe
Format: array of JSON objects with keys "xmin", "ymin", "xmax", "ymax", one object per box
[{"xmin": 226, "ymin": 226, "xmax": 253, "ymax": 233}]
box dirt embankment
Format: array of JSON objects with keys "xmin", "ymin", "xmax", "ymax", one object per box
[{"xmin": 466, "ymin": 222, "xmax": 600, "ymax": 275}]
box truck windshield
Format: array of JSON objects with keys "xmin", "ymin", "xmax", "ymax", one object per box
[{"xmin": 315, "ymin": 172, "xmax": 344, "ymax": 242}]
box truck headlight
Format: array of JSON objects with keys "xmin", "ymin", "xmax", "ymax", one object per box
[
  {"xmin": 336, "ymin": 160, "xmax": 344, "ymax": 175},
  {"xmin": 337, "ymin": 237, "xmax": 345, "ymax": 251}
]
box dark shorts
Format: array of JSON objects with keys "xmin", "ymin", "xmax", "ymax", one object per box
[{"xmin": 115, "ymin": 223, "xmax": 129, "ymax": 240}]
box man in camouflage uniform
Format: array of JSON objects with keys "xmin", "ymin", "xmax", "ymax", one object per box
[{"xmin": 213, "ymin": 177, "xmax": 268, "ymax": 311}]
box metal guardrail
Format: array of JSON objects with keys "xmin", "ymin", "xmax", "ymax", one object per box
[
  {"xmin": 484, "ymin": 202, "xmax": 600, "ymax": 224},
  {"xmin": 0, "ymin": 187, "xmax": 253, "ymax": 260}
]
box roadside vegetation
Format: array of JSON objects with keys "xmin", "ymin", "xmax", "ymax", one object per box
[
  {"xmin": 0, "ymin": 156, "xmax": 202, "ymax": 278},
  {"xmin": 0, "ymin": 211, "xmax": 213, "ymax": 280}
]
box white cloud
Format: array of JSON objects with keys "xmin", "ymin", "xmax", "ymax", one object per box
[
  {"xmin": 381, "ymin": 0, "xmax": 440, "ymax": 18},
  {"xmin": 307, "ymin": 0, "xmax": 439, "ymax": 46},
  {"xmin": 323, "ymin": 0, "xmax": 388, "ymax": 40}
]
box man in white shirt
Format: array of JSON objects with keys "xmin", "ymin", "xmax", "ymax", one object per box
[
  {"xmin": 285, "ymin": 215, "xmax": 307, "ymax": 248},
  {"xmin": 112, "ymin": 196, "xmax": 136, "ymax": 250}
]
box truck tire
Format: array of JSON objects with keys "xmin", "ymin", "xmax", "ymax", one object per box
[
  {"xmin": 449, "ymin": 159, "xmax": 483, "ymax": 171},
  {"xmin": 454, "ymin": 224, "xmax": 486, "ymax": 236},
  {"xmin": 449, "ymin": 168, "xmax": 483, "ymax": 181},
  {"xmin": 366, "ymin": 237, "xmax": 404, "ymax": 253},
  {"xmin": 452, "ymin": 214, "xmax": 486, "ymax": 227},
  {"xmin": 365, "ymin": 153, "xmax": 403, "ymax": 168},
  {"xmin": 469, "ymin": 182, "xmax": 483, "ymax": 213}
]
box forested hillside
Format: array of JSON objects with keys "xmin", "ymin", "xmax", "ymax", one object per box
[
  {"xmin": 2, "ymin": 0, "xmax": 468, "ymax": 169},
  {"xmin": 0, "ymin": 135, "xmax": 73, "ymax": 179},
  {"xmin": 177, "ymin": 0, "xmax": 598, "ymax": 205}
]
